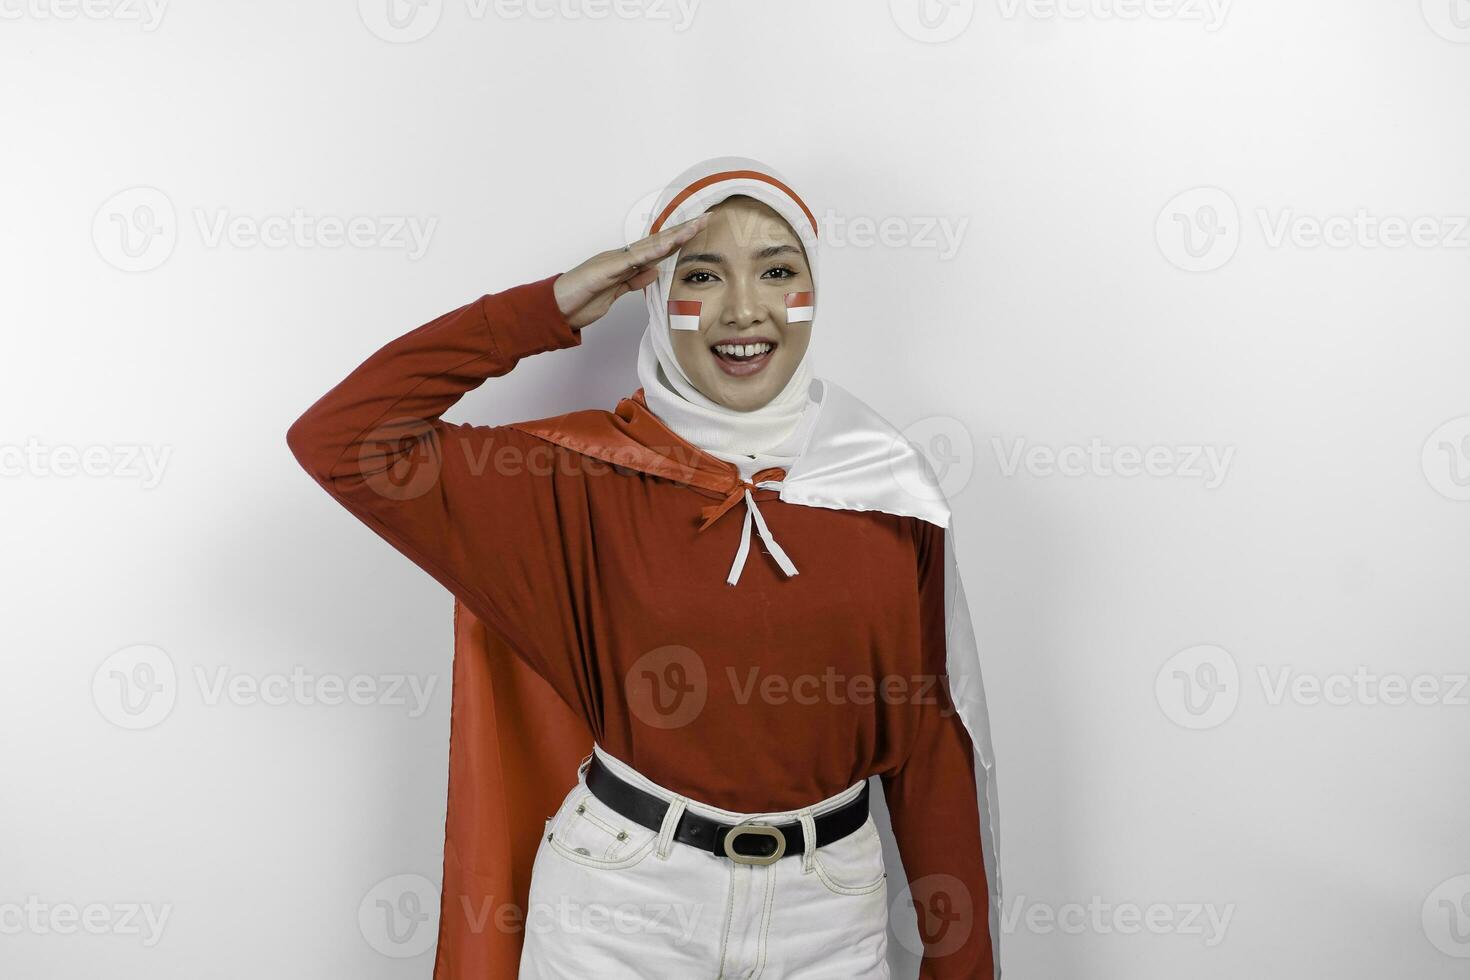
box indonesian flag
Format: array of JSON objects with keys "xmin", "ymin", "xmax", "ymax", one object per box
[
  {"xmin": 668, "ymin": 299, "xmax": 701, "ymax": 331},
  {"xmin": 785, "ymin": 291, "xmax": 815, "ymax": 323}
]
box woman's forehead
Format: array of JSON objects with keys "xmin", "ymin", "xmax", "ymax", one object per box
[
  {"xmin": 698, "ymin": 199, "xmax": 803, "ymax": 252},
  {"xmin": 711, "ymin": 196, "xmax": 797, "ymax": 230}
]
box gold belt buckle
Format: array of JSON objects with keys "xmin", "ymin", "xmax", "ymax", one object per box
[{"xmin": 722, "ymin": 822, "xmax": 786, "ymax": 866}]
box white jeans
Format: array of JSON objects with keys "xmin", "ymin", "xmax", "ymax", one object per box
[{"xmin": 518, "ymin": 743, "xmax": 891, "ymax": 979}]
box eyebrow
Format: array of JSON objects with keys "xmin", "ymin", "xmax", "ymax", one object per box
[{"xmin": 676, "ymin": 243, "xmax": 802, "ymax": 266}]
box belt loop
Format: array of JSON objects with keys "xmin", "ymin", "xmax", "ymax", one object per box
[
  {"xmin": 797, "ymin": 808, "xmax": 817, "ymax": 873},
  {"xmin": 656, "ymin": 797, "xmax": 687, "ymax": 860},
  {"xmin": 577, "ymin": 751, "xmax": 594, "ymax": 778}
]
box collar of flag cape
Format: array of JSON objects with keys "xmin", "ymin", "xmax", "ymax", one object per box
[{"xmin": 507, "ymin": 378, "xmax": 954, "ymax": 532}]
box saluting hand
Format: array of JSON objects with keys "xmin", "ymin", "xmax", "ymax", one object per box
[{"xmin": 552, "ymin": 214, "xmax": 711, "ymax": 329}]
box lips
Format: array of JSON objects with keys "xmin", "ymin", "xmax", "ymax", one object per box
[{"xmin": 710, "ymin": 338, "xmax": 777, "ymax": 377}]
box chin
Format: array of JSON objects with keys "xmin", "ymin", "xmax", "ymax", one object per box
[{"xmin": 703, "ymin": 372, "xmax": 788, "ymax": 412}]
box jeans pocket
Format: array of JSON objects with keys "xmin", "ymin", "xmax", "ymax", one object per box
[
  {"xmin": 811, "ymin": 816, "xmax": 887, "ymax": 896},
  {"xmin": 546, "ymin": 786, "xmax": 657, "ymax": 870}
]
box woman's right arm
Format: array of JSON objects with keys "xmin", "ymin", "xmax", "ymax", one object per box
[
  {"xmin": 285, "ymin": 275, "xmax": 586, "ymax": 690},
  {"xmin": 284, "ymin": 215, "xmax": 710, "ymax": 699}
]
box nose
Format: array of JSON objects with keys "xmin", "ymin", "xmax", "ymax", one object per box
[{"xmin": 721, "ymin": 275, "xmax": 766, "ymax": 331}]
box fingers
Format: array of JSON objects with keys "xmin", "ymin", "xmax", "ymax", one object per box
[
  {"xmin": 569, "ymin": 261, "xmax": 662, "ymax": 321},
  {"xmin": 609, "ymin": 213, "xmax": 710, "ymax": 280},
  {"xmin": 625, "ymin": 264, "xmax": 660, "ymax": 292},
  {"xmin": 560, "ymin": 213, "xmax": 709, "ymax": 325}
]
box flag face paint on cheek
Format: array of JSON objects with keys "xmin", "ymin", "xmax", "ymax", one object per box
[
  {"xmin": 785, "ymin": 291, "xmax": 815, "ymax": 324},
  {"xmin": 668, "ymin": 299, "xmax": 702, "ymax": 331}
]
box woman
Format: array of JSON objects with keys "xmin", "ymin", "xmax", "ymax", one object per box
[{"xmin": 287, "ymin": 156, "xmax": 1001, "ymax": 979}]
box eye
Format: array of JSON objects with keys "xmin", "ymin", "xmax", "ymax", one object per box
[
  {"xmin": 761, "ymin": 265, "xmax": 798, "ymax": 280},
  {"xmin": 682, "ymin": 269, "xmax": 720, "ymax": 285}
]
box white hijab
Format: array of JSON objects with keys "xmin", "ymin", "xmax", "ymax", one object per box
[{"xmin": 634, "ymin": 156, "xmax": 822, "ymax": 466}]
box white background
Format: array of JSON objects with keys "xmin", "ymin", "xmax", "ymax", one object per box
[{"xmin": 3, "ymin": 1, "xmax": 1469, "ymax": 977}]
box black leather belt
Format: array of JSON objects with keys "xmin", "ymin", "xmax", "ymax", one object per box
[{"xmin": 583, "ymin": 754, "xmax": 870, "ymax": 866}]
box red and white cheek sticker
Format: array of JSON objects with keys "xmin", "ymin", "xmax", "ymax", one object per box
[
  {"xmin": 784, "ymin": 291, "xmax": 815, "ymax": 323},
  {"xmin": 667, "ymin": 299, "xmax": 701, "ymax": 331}
]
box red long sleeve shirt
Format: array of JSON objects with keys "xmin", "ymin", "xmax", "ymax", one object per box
[{"xmin": 286, "ymin": 274, "xmax": 992, "ymax": 977}]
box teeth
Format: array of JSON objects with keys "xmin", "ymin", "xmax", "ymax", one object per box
[{"xmin": 713, "ymin": 342, "xmax": 773, "ymax": 358}]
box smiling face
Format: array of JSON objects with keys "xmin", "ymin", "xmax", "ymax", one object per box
[{"xmin": 666, "ymin": 195, "xmax": 813, "ymax": 412}]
